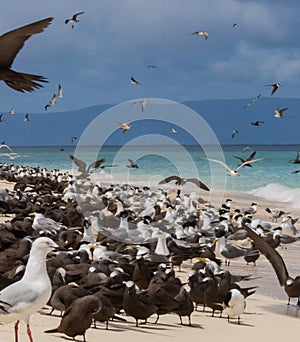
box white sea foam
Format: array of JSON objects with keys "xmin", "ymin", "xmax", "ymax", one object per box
[{"xmin": 248, "ymin": 183, "xmax": 300, "ymax": 209}]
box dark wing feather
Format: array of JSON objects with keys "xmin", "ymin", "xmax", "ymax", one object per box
[
  {"xmin": 73, "ymin": 12, "xmax": 85, "ymax": 20},
  {"xmin": 186, "ymin": 178, "xmax": 210, "ymax": 191},
  {"xmin": 70, "ymin": 155, "xmax": 87, "ymax": 173},
  {"xmin": 158, "ymin": 175, "xmax": 181, "ymax": 184},
  {"xmin": 243, "ymin": 224, "xmax": 289, "ymax": 286},
  {"xmin": 0, "ymin": 17, "xmax": 53, "ymax": 68},
  {"xmin": 87, "ymin": 158, "xmax": 106, "ymax": 172},
  {"xmin": 246, "ymin": 151, "xmax": 256, "ymax": 162}
]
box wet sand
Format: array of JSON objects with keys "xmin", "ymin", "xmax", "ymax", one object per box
[{"xmin": 0, "ymin": 179, "xmax": 300, "ymax": 341}]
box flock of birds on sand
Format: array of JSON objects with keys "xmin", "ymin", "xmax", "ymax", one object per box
[
  {"xmin": 0, "ymin": 162, "xmax": 298, "ymax": 341},
  {"xmin": 0, "ymin": 10, "xmax": 300, "ymax": 342}
]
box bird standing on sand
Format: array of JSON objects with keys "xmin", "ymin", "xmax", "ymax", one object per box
[
  {"xmin": 191, "ymin": 31, "xmax": 208, "ymax": 40},
  {"xmin": 159, "ymin": 175, "xmax": 210, "ymax": 191},
  {"xmin": 0, "ymin": 237, "xmax": 58, "ymax": 342},
  {"xmin": 0, "ymin": 17, "xmax": 53, "ymax": 92},
  {"xmin": 223, "ymin": 288, "xmax": 246, "ymax": 324},
  {"xmin": 267, "ymin": 83, "xmax": 281, "ymax": 95},
  {"xmin": 65, "ymin": 12, "xmax": 85, "ymax": 29}
]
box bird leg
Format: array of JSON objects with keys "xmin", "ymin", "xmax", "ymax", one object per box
[
  {"xmin": 154, "ymin": 314, "xmax": 160, "ymax": 324},
  {"xmin": 14, "ymin": 320, "xmax": 19, "ymax": 342},
  {"xmin": 26, "ymin": 324, "xmax": 33, "ymax": 342}
]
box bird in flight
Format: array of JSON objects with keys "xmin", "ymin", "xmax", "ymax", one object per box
[
  {"xmin": 71, "ymin": 136, "xmax": 77, "ymax": 143},
  {"xmin": 234, "ymin": 151, "xmax": 257, "ymax": 168},
  {"xmin": 251, "ymin": 121, "xmax": 264, "ymax": 126},
  {"xmin": 24, "ymin": 113, "xmax": 29, "ymax": 122},
  {"xmin": 65, "ymin": 12, "xmax": 85, "ymax": 29},
  {"xmin": 130, "ymin": 76, "xmax": 140, "ymax": 85},
  {"xmin": 204, "ymin": 157, "xmax": 263, "ymax": 176},
  {"xmin": 57, "ymin": 84, "xmax": 63, "ymax": 98},
  {"xmin": 290, "ymin": 151, "xmax": 300, "ymax": 164},
  {"xmin": 232, "ymin": 129, "xmax": 239, "ymax": 139},
  {"xmin": 127, "ymin": 159, "xmax": 139, "ymax": 169},
  {"xmin": 0, "ymin": 17, "xmax": 53, "ymax": 92},
  {"xmin": 130, "ymin": 98, "xmax": 149, "ymax": 112},
  {"xmin": 190, "ymin": 31, "xmax": 208, "ymax": 40},
  {"xmin": 45, "ymin": 94, "xmax": 57, "ymax": 111},
  {"xmin": 170, "ymin": 127, "xmax": 177, "ymax": 133},
  {"xmin": 267, "ymin": 83, "xmax": 281, "ymax": 96},
  {"xmin": 0, "ymin": 114, "xmax": 5, "ymax": 123},
  {"xmin": 119, "ymin": 120, "xmax": 132, "ymax": 133},
  {"xmin": 274, "ymin": 107, "xmax": 289, "ymax": 118},
  {"xmin": 243, "ymin": 94, "xmax": 261, "ymax": 108},
  {"xmin": 70, "ymin": 155, "xmax": 106, "ymax": 178},
  {"xmin": 158, "ymin": 175, "xmax": 210, "ymax": 191}
]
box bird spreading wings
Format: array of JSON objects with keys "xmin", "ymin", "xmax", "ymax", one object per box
[
  {"xmin": 70, "ymin": 155, "xmax": 106, "ymax": 176},
  {"xmin": 0, "ymin": 17, "xmax": 53, "ymax": 92},
  {"xmin": 158, "ymin": 175, "xmax": 209, "ymax": 191},
  {"xmin": 234, "ymin": 151, "xmax": 257, "ymax": 168}
]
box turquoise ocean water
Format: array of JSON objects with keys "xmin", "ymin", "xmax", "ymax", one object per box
[{"xmin": 3, "ymin": 144, "xmax": 300, "ymax": 207}]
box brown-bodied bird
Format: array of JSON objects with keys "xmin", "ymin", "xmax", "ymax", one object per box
[
  {"xmin": 0, "ymin": 17, "xmax": 53, "ymax": 92},
  {"xmin": 158, "ymin": 175, "xmax": 210, "ymax": 191},
  {"xmin": 65, "ymin": 12, "xmax": 85, "ymax": 29},
  {"xmin": 45, "ymin": 295, "xmax": 100, "ymax": 341},
  {"xmin": 70, "ymin": 155, "xmax": 106, "ymax": 178},
  {"xmin": 267, "ymin": 83, "xmax": 281, "ymax": 95},
  {"xmin": 234, "ymin": 151, "xmax": 257, "ymax": 168},
  {"xmin": 244, "ymin": 223, "xmax": 300, "ymax": 305}
]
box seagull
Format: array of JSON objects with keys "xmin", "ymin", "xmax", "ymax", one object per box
[
  {"xmin": 234, "ymin": 151, "xmax": 257, "ymax": 168},
  {"xmin": 119, "ymin": 120, "xmax": 132, "ymax": 133},
  {"xmin": 0, "ymin": 237, "xmax": 58, "ymax": 342},
  {"xmin": 274, "ymin": 107, "xmax": 289, "ymax": 118},
  {"xmin": 70, "ymin": 155, "xmax": 106, "ymax": 178},
  {"xmin": 267, "ymin": 83, "xmax": 281, "ymax": 95},
  {"xmin": 130, "ymin": 76, "xmax": 140, "ymax": 85},
  {"xmin": 205, "ymin": 157, "xmax": 263, "ymax": 176},
  {"xmin": 65, "ymin": 12, "xmax": 85, "ymax": 29},
  {"xmin": 243, "ymin": 94, "xmax": 261, "ymax": 108},
  {"xmin": 0, "ymin": 17, "xmax": 53, "ymax": 92},
  {"xmin": 158, "ymin": 175, "xmax": 210, "ymax": 191},
  {"xmin": 24, "ymin": 113, "xmax": 29, "ymax": 122},
  {"xmin": 251, "ymin": 121, "xmax": 264, "ymax": 126},
  {"xmin": 130, "ymin": 98, "xmax": 149, "ymax": 111},
  {"xmin": 232, "ymin": 129, "xmax": 238, "ymax": 139},
  {"xmin": 244, "ymin": 224, "xmax": 300, "ymax": 305},
  {"xmin": 45, "ymin": 94, "xmax": 57, "ymax": 111},
  {"xmin": 127, "ymin": 159, "xmax": 139, "ymax": 169},
  {"xmin": 190, "ymin": 31, "xmax": 208, "ymax": 40},
  {"xmin": 0, "ymin": 144, "xmax": 13, "ymax": 152},
  {"xmin": 57, "ymin": 84, "xmax": 63, "ymax": 98}
]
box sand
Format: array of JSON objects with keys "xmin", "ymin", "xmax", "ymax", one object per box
[{"xmin": 0, "ymin": 178, "xmax": 300, "ymax": 342}]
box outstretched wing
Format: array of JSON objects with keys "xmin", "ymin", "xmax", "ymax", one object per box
[
  {"xmin": 236, "ymin": 158, "xmax": 263, "ymax": 171},
  {"xmin": 158, "ymin": 175, "xmax": 181, "ymax": 184},
  {"xmin": 204, "ymin": 158, "xmax": 233, "ymax": 173},
  {"xmin": 87, "ymin": 158, "xmax": 106, "ymax": 172},
  {"xmin": 0, "ymin": 17, "xmax": 53, "ymax": 68},
  {"xmin": 70, "ymin": 155, "xmax": 86, "ymax": 173},
  {"xmin": 186, "ymin": 178, "xmax": 210, "ymax": 191},
  {"xmin": 243, "ymin": 224, "xmax": 288, "ymax": 286}
]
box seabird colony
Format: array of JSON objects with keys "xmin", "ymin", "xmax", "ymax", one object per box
[{"xmin": 0, "ymin": 162, "xmax": 299, "ymax": 341}]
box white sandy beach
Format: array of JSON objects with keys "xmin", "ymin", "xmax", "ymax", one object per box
[{"xmin": 0, "ymin": 179, "xmax": 300, "ymax": 342}]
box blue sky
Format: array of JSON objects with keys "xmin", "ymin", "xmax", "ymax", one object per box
[{"xmin": 1, "ymin": 0, "xmax": 300, "ymax": 115}]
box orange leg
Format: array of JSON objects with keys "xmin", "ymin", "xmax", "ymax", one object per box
[{"xmin": 14, "ymin": 320, "xmax": 20, "ymax": 342}]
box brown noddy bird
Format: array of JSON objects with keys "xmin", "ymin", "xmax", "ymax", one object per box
[
  {"xmin": 45, "ymin": 295, "xmax": 100, "ymax": 342},
  {"xmin": 0, "ymin": 17, "xmax": 53, "ymax": 92},
  {"xmin": 158, "ymin": 175, "xmax": 210, "ymax": 191},
  {"xmin": 173, "ymin": 284, "xmax": 194, "ymax": 325},
  {"xmin": 244, "ymin": 223, "xmax": 300, "ymax": 305}
]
